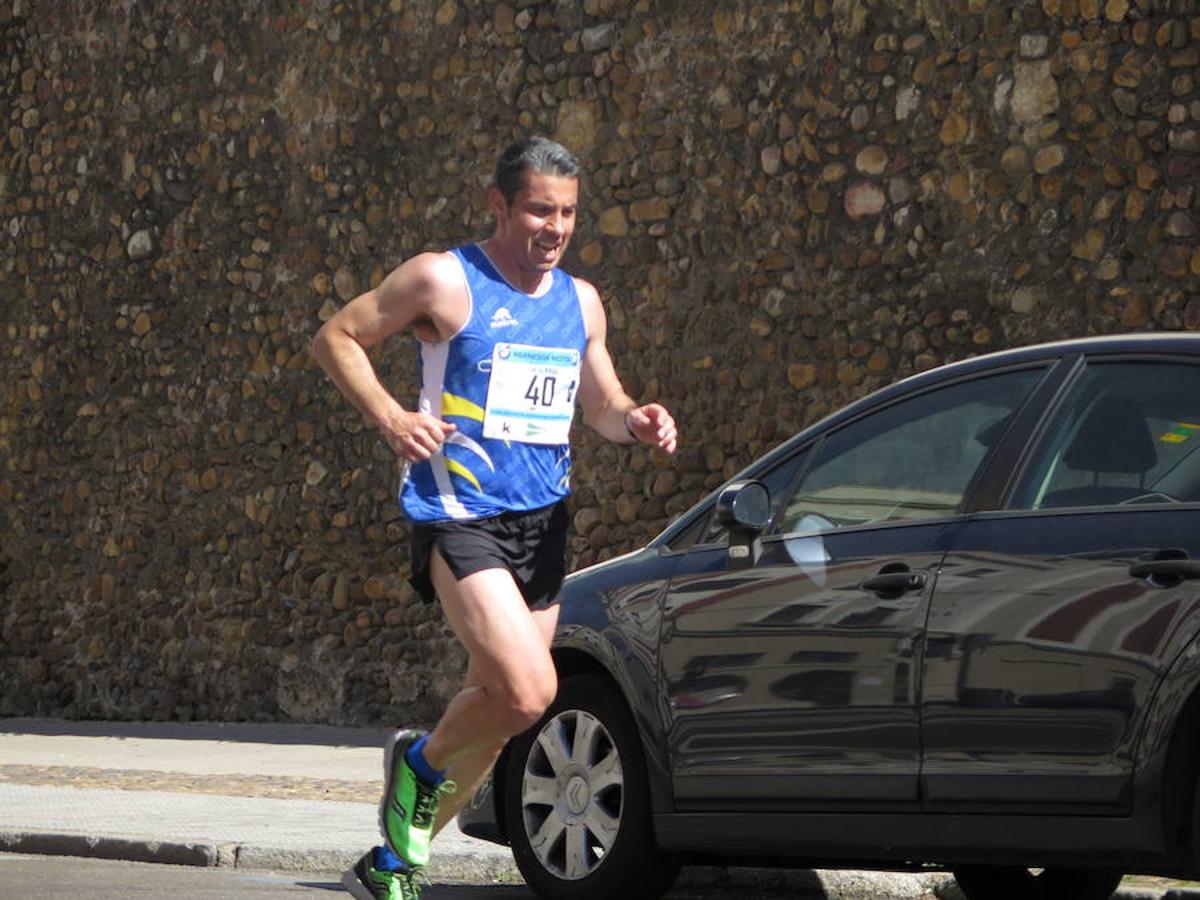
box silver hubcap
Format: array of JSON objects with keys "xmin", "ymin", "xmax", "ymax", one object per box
[{"xmin": 519, "ymin": 708, "xmax": 624, "ymax": 880}]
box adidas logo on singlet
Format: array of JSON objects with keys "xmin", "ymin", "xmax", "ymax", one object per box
[{"xmin": 489, "ymin": 307, "xmax": 519, "ymax": 329}]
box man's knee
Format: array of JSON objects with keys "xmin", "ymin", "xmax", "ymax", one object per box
[{"xmin": 494, "ymin": 668, "xmax": 557, "ymax": 736}]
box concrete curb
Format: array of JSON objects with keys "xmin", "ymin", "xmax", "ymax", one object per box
[
  {"xmin": 0, "ymin": 830, "xmax": 523, "ymax": 881},
  {"xmin": 227, "ymin": 844, "xmax": 523, "ymax": 881},
  {"xmin": 0, "ymin": 831, "xmax": 218, "ymax": 867},
  {"xmin": 0, "ymin": 828, "xmax": 946, "ymax": 896}
]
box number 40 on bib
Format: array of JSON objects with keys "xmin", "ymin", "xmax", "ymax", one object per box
[{"xmin": 482, "ymin": 343, "xmax": 580, "ymax": 445}]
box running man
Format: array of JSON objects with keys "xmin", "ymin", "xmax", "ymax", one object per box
[{"xmin": 311, "ymin": 136, "xmax": 677, "ymax": 899}]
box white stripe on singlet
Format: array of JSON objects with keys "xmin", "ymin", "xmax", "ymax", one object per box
[
  {"xmin": 416, "ymin": 254, "xmax": 475, "ymax": 520},
  {"xmin": 419, "ymin": 340, "xmax": 471, "ymax": 520}
]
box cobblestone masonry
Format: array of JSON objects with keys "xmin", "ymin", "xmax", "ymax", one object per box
[{"xmin": 1, "ymin": 0, "xmax": 1198, "ymax": 724}]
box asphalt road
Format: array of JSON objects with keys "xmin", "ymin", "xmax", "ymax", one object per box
[
  {"xmin": 0, "ymin": 854, "xmax": 843, "ymax": 900},
  {"xmin": 0, "ymin": 855, "xmax": 533, "ymax": 899},
  {"xmin": 6, "ymin": 854, "xmax": 1195, "ymax": 900}
]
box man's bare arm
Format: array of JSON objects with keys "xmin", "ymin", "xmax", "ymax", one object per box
[
  {"xmin": 574, "ymin": 278, "xmax": 677, "ymax": 454},
  {"xmin": 311, "ymin": 252, "xmax": 466, "ymax": 461}
]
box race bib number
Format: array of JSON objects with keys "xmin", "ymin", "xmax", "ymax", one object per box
[{"xmin": 483, "ymin": 343, "xmax": 580, "ymax": 444}]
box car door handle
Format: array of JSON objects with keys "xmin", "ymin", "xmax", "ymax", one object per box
[
  {"xmin": 1129, "ymin": 559, "xmax": 1200, "ymax": 581},
  {"xmin": 861, "ymin": 570, "xmax": 927, "ymax": 596}
]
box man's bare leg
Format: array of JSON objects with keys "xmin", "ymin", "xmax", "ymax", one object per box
[
  {"xmin": 416, "ymin": 550, "xmax": 560, "ymax": 810},
  {"xmin": 430, "ymin": 614, "xmax": 552, "ymax": 833},
  {"xmin": 432, "ymin": 597, "xmax": 558, "ymax": 835}
]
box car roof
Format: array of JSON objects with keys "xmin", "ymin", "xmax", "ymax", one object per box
[
  {"xmin": 896, "ymin": 332, "xmax": 1200, "ymax": 381},
  {"xmin": 786, "ymin": 331, "xmax": 1200, "ymax": 438}
]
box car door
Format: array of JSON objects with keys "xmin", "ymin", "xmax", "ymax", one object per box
[
  {"xmin": 659, "ymin": 366, "xmax": 1047, "ymax": 808},
  {"xmin": 922, "ymin": 357, "xmax": 1200, "ymax": 814}
]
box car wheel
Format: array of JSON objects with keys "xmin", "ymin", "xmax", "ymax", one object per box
[
  {"xmin": 502, "ymin": 673, "xmax": 681, "ymax": 900},
  {"xmin": 951, "ymin": 865, "xmax": 1122, "ymax": 900}
]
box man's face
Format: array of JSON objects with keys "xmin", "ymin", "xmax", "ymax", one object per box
[{"xmin": 492, "ymin": 171, "xmax": 579, "ymax": 276}]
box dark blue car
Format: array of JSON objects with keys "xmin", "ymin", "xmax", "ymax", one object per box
[{"xmin": 460, "ymin": 334, "xmax": 1200, "ymax": 900}]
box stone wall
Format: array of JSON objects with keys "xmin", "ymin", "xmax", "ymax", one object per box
[{"xmin": 1, "ymin": 0, "xmax": 1197, "ymax": 724}]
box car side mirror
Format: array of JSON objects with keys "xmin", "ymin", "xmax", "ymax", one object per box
[{"xmin": 714, "ymin": 480, "xmax": 771, "ymax": 570}]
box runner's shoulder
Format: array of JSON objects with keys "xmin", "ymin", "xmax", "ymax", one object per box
[
  {"xmin": 383, "ymin": 251, "xmax": 466, "ymax": 315},
  {"xmin": 394, "ymin": 251, "xmax": 462, "ymax": 293},
  {"xmin": 570, "ymin": 275, "xmax": 606, "ymax": 336},
  {"xmin": 570, "ymin": 273, "xmax": 601, "ymax": 301}
]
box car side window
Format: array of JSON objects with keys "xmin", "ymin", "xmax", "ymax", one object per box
[
  {"xmin": 777, "ymin": 369, "xmax": 1042, "ymax": 535},
  {"xmin": 1012, "ymin": 361, "xmax": 1200, "ymax": 510}
]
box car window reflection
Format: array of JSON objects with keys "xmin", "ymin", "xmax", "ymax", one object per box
[{"xmin": 779, "ymin": 369, "xmax": 1041, "ymax": 534}]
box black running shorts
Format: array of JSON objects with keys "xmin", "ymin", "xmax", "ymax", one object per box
[{"xmin": 408, "ymin": 500, "xmax": 569, "ymax": 610}]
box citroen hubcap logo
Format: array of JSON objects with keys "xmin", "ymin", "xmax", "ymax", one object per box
[{"xmin": 565, "ymin": 775, "xmax": 589, "ymax": 814}]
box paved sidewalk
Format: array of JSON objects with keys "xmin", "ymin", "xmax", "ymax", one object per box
[
  {"xmin": 1, "ymin": 718, "xmax": 1197, "ymax": 899},
  {"xmin": 0, "ymin": 718, "xmax": 515, "ymax": 882}
]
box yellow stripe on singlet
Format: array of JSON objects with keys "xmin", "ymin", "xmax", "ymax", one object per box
[
  {"xmin": 441, "ymin": 392, "xmax": 485, "ymax": 422},
  {"xmin": 445, "ymin": 458, "xmax": 482, "ymax": 491}
]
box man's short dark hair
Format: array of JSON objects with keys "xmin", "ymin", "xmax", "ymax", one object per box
[{"xmin": 494, "ymin": 136, "xmax": 580, "ymax": 204}]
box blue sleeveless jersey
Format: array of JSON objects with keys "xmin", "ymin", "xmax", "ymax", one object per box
[{"xmin": 399, "ymin": 244, "xmax": 588, "ymax": 522}]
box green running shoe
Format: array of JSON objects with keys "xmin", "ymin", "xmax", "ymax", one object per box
[
  {"xmin": 378, "ymin": 729, "xmax": 456, "ymax": 868},
  {"xmin": 340, "ymin": 849, "xmax": 422, "ymax": 900}
]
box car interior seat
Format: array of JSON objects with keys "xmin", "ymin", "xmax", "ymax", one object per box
[{"xmin": 1039, "ymin": 392, "xmax": 1157, "ymax": 508}]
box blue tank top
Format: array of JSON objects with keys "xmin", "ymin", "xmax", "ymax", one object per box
[{"xmin": 399, "ymin": 244, "xmax": 589, "ymax": 522}]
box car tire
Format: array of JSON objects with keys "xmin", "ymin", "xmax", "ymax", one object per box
[
  {"xmin": 502, "ymin": 673, "xmax": 681, "ymax": 900},
  {"xmin": 951, "ymin": 865, "xmax": 1123, "ymax": 900}
]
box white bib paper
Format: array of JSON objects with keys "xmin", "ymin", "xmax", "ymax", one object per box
[{"xmin": 482, "ymin": 343, "xmax": 581, "ymax": 444}]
